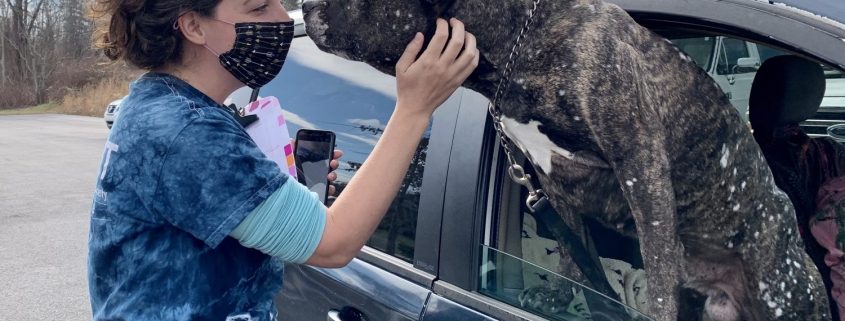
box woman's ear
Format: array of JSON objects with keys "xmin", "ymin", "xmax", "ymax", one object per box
[{"xmin": 177, "ymin": 12, "xmax": 208, "ymax": 46}]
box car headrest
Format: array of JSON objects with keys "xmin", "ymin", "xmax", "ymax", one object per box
[{"xmin": 749, "ymin": 55, "xmax": 826, "ymax": 129}]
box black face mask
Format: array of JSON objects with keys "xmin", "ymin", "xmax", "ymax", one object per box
[{"xmin": 206, "ymin": 20, "xmax": 295, "ymax": 89}]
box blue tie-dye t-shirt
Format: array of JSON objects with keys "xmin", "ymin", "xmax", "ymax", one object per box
[{"xmin": 88, "ymin": 73, "xmax": 288, "ymax": 320}]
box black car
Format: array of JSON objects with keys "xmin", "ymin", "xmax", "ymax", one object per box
[{"xmin": 254, "ymin": 1, "xmax": 845, "ymax": 320}]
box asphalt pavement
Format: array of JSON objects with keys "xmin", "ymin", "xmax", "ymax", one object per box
[{"xmin": 0, "ymin": 114, "xmax": 108, "ymax": 320}]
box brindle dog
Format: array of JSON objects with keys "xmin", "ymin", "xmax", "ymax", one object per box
[{"xmin": 301, "ymin": 0, "xmax": 830, "ymax": 320}]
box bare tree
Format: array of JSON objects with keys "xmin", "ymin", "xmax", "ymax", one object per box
[{"xmin": 0, "ymin": 0, "xmax": 88, "ymax": 106}]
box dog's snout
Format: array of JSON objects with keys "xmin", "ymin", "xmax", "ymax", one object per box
[{"xmin": 302, "ymin": 0, "xmax": 327, "ymax": 14}]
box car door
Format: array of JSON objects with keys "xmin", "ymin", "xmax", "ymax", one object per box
[{"xmin": 262, "ymin": 25, "xmax": 466, "ymax": 320}]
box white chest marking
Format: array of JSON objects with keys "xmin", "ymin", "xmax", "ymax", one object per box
[{"xmin": 501, "ymin": 117, "xmax": 575, "ymax": 174}]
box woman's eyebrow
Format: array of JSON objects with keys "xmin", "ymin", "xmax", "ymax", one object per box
[{"xmin": 243, "ymin": 0, "xmax": 255, "ymax": 6}]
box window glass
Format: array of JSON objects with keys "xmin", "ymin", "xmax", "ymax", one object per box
[
  {"xmin": 717, "ymin": 38, "xmax": 752, "ymax": 75},
  {"xmin": 669, "ymin": 34, "xmax": 844, "ymax": 130},
  {"xmin": 758, "ymin": 46, "xmax": 787, "ymax": 62},
  {"xmin": 479, "ymin": 149, "xmax": 651, "ymax": 320},
  {"xmin": 669, "ymin": 37, "xmax": 715, "ymax": 71},
  {"xmin": 262, "ymin": 37, "xmax": 428, "ymax": 262}
]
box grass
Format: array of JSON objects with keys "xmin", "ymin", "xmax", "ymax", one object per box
[
  {"xmin": 54, "ymin": 69, "xmax": 140, "ymax": 117},
  {"xmin": 0, "ymin": 102, "xmax": 57, "ymax": 115},
  {"xmin": 0, "ymin": 64, "xmax": 140, "ymax": 118}
]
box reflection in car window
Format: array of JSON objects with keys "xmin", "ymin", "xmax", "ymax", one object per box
[
  {"xmin": 262, "ymin": 37, "xmax": 428, "ymax": 262},
  {"xmin": 480, "ymin": 149, "xmax": 650, "ymax": 320}
]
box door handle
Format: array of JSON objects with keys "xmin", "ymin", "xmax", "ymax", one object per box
[
  {"xmin": 727, "ymin": 75, "xmax": 736, "ymax": 85},
  {"xmin": 327, "ymin": 307, "xmax": 367, "ymax": 321}
]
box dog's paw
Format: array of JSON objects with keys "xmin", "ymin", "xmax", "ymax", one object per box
[{"xmin": 518, "ymin": 285, "xmax": 575, "ymax": 316}]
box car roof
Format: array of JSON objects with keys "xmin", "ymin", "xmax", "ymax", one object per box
[
  {"xmin": 609, "ymin": 0, "xmax": 845, "ymax": 70},
  {"xmin": 774, "ymin": 0, "xmax": 844, "ymax": 24}
]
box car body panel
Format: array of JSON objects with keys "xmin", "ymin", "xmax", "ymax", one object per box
[
  {"xmin": 276, "ymin": 250, "xmax": 430, "ymax": 321},
  {"xmin": 825, "ymin": 78, "xmax": 845, "ymax": 108}
]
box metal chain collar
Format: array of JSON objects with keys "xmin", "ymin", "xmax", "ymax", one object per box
[{"xmin": 487, "ymin": 0, "xmax": 545, "ymax": 209}]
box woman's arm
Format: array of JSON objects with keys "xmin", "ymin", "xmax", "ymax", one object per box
[{"xmin": 305, "ymin": 18, "xmax": 479, "ymax": 268}]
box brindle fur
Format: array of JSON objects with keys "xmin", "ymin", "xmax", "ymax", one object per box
[{"xmin": 302, "ymin": 0, "xmax": 830, "ymax": 320}]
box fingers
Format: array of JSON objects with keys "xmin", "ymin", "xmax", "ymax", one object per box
[
  {"xmin": 455, "ymin": 32, "xmax": 480, "ymax": 82},
  {"xmin": 420, "ymin": 18, "xmax": 450, "ymax": 62},
  {"xmin": 441, "ymin": 18, "xmax": 466, "ymax": 62},
  {"xmin": 396, "ymin": 32, "xmax": 424, "ymax": 74},
  {"xmin": 328, "ymin": 185, "xmax": 336, "ymax": 197},
  {"xmin": 327, "ymin": 149, "xmax": 343, "ymax": 182}
]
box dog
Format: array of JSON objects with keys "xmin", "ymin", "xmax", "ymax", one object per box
[{"xmin": 302, "ymin": 0, "xmax": 831, "ymax": 320}]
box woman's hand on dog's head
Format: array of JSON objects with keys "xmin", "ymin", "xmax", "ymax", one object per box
[{"xmin": 394, "ymin": 18, "xmax": 479, "ymax": 118}]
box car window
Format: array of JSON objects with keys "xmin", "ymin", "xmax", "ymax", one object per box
[
  {"xmin": 262, "ymin": 37, "xmax": 428, "ymax": 262},
  {"xmin": 669, "ymin": 37, "xmax": 715, "ymax": 71},
  {"xmin": 669, "ymin": 34, "xmax": 845, "ymax": 135},
  {"xmin": 716, "ymin": 38, "xmax": 753, "ymax": 75},
  {"xmin": 478, "ymin": 149, "xmax": 651, "ymax": 321}
]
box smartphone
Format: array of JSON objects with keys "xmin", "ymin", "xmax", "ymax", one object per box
[{"xmin": 294, "ymin": 129, "xmax": 336, "ymax": 204}]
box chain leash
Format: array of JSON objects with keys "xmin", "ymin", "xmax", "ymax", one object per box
[{"xmin": 487, "ymin": 0, "xmax": 544, "ymax": 209}]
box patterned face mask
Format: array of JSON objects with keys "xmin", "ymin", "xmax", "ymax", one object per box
[{"xmin": 205, "ymin": 20, "xmax": 295, "ymax": 89}]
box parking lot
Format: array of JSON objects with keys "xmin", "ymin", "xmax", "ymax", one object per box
[{"xmin": 0, "ymin": 114, "xmax": 107, "ymax": 320}]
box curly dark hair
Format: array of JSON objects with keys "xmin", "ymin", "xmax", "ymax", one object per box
[{"xmin": 90, "ymin": 0, "xmax": 221, "ymax": 69}]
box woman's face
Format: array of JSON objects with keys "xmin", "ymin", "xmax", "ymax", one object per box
[{"xmin": 203, "ymin": 0, "xmax": 291, "ymax": 55}]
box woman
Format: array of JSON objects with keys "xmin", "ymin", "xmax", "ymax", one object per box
[{"xmin": 87, "ymin": 0, "xmax": 478, "ymax": 319}]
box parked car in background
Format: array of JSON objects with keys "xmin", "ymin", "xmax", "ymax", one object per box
[
  {"xmin": 103, "ymin": 98, "xmax": 123, "ymax": 129},
  {"xmin": 260, "ymin": 2, "xmax": 845, "ymax": 320},
  {"xmin": 670, "ymin": 36, "xmax": 845, "ymax": 124}
]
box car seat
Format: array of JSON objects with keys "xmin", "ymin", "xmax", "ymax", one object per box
[{"xmin": 748, "ymin": 55, "xmax": 840, "ymax": 319}]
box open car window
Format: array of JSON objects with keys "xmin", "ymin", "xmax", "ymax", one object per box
[{"xmin": 479, "ymin": 149, "xmax": 652, "ymax": 321}]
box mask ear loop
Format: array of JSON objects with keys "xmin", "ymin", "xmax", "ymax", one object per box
[
  {"xmin": 172, "ymin": 11, "xmax": 189, "ymax": 31},
  {"xmin": 173, "ymin": 11, "xmax": 229, "ymax": 57}
]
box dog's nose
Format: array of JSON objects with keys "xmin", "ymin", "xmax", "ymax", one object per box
[{"xmin": 302, "ymin": 0, "xmax": 327, "ymax": 14}]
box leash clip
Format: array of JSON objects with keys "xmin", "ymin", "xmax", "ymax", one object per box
[{"xmin": 508, "ymin": 164, "xmax": 546, "ymax": 209}]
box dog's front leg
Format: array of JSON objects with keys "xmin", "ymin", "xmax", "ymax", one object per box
[{"xmin": 608, "ymin": 151, "xmax": 683, "ymax": 321}]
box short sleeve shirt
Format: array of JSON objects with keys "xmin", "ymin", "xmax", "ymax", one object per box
[{"xmin": 88, "ymin": 73, "xmax": 288, "ymax": 320}]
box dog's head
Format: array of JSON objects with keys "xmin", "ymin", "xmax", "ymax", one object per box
[{"xmin": 303, "ymin": 0, "xmax": 532, "ymax": 89}]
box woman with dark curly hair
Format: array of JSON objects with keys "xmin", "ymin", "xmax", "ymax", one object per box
[{"xmin": 86, "ymin": 0, "xmax": 478, "ymax": 319}]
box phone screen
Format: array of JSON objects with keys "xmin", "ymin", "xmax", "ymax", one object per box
[{"xmin": 294, "ymin": 130, "xmax": 335, "ymax": 203}]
